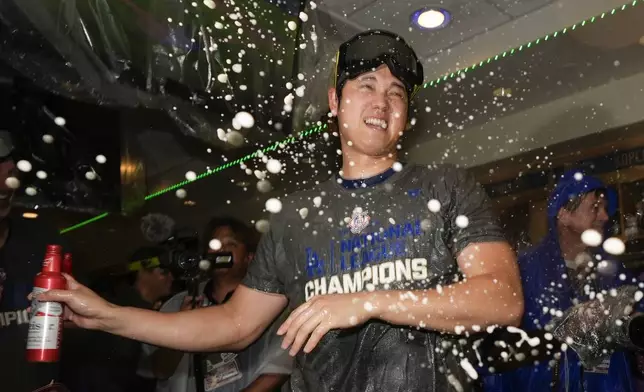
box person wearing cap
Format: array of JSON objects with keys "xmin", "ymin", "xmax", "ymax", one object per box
[
  {"xmin": 484, "ymin": 169, "xmax": 641, "ymax": 392},
  {"xmin": 0, "ymin": 131, "xmax": 70, "ymax": 390},
  {"xmin": 36, "ymin": 30, "xmax": 523, "ymax": 392},
  {"xmin": 127, "ymin": 247, "xmax": 184, "ymax": 310}
]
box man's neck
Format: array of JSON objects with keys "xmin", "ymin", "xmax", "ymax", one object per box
[
  {"xmin": 340, "ymin": 153, "xmax": 397, "ymax": 180},
  {"xmin": 558, "ymin": 228, "xmax": 588, "ymax": 263}
]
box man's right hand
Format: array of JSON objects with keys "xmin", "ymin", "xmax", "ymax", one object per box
[{"xmin": 31, "ymin": 273, "xmax": 117, "ymax": 331}]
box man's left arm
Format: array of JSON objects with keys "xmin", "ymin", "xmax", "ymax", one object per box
[{"xmin": 370, "ymin": 240, "xmax": 524, "ymax": 332}]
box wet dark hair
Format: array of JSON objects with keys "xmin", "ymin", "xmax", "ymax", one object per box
[
  {"xmin": 562, "ymin": 188, "xmax": 607, "ymax": 212},
  {"xmin": 201, "ymin": 216, "xmax": 259, "ymax": 253}
]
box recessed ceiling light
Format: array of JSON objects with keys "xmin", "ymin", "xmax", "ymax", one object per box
[
  {"xmin": 184, "ymin": 200, "xmax": 196, "ymax": 206},
  {"xmin": 23, "ymin": 212, "xmax": 38, "ymax": 219},
  {"xmin": 236, "ymin": 180, "xmax": 250, "ymax": 187},
  {"xmin": 411, "ymin": 8, "xmax": 451, "ymax": 30}
]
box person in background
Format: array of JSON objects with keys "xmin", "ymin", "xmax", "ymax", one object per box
[
  {"xmin": 142, "ymin": 216, "xmax": 292, "ymax": 392},
  {"xmin": 128, "ymin": 246, "xmax": 184, "ymax": 310},
  {"xmin": 0, "ymin": 130, "xmax": 70, "ymax": 391},
  {"xmin": 485, "ymin": 169, "xmax": 641, "ymax": 392}
]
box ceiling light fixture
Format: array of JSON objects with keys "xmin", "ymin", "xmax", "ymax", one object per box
[
  {"xmin": 23, "ymin": 212, "xmax": 38, "ymax": 219},
  {"xmin": 59, "ymin": 0, "xmax": 641, "ymax": 234},
  {"xmin": 411, "ymin": 8, "xmax": 451, "ymax": 30}
]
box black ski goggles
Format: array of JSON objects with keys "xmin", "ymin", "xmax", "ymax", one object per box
[{"xmin": 333, "ymin": 30, "xmax": 424, "ymax": 100}]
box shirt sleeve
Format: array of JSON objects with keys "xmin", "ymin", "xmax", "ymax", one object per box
[
  {"xmin": 254, "ymin": 310, "xmax": 294, "ymax": 376},
  {"xmin": 242, "ymin": 216, "xmax": 286, "ymax": 295},
  {"xmin": 441, "ymin": 165, "xmax": 507, "ymax": 255}
]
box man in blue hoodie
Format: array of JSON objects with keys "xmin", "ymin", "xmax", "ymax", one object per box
[{"xmin": 485, "ymin": 169, "xmax": 640, "ymax": 392}]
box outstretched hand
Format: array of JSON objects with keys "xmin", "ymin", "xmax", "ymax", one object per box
[
  {"xmin": 277, "ymin": 293, "xmax": 376, "ymax": 356},
  {"xmin": 28, "ymin": 273, "xmax": 117, "ymax": 331}
]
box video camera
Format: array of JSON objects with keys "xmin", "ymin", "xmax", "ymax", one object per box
[
  {"xmin": 131, "ymin": 213, "xmax": 234, "ymax": 281},
  {"xmin": 160, "ymin": 231, "xmax": 233, "ymax": 281}
]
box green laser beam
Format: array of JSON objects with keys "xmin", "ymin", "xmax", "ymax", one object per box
[{"xmin": 59, "ymin": 0, "xmax": 639, "ymax": 234}]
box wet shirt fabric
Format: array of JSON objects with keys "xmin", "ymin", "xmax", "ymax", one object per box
[
  {"xmin": 242, "ymin": 164, "xmax": 506, "ymax": 392},
  {"xmin": 0, "ymin": 218, "xmax": 67, "ymax": 392}
]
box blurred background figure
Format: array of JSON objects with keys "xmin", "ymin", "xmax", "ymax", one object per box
[
  {"xmin": 485, "ymin": 170, "xmax": 642, "ymax": 392},
  {"xmin": 138, "ymin": 216, "xmax": 292, "ymax": 392}
]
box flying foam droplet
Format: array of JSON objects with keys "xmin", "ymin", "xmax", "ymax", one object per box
[
  {"xmin": 36, "ymin": 170, "xmax": 47, "ymax": 180},
  {"xmin": 54, "ymin": 117, "xmax": 66, "ymax": 126},
  {"xmin": 17, "ymin": 160, "xmax": 32, "ymax": 173},
  {"xmin": 5, "ymin": 177, "xmax": 20, "ymax": 189},
  {"xmin": 298, "ymin": 12, "xmax": 308, "ymax": 22},
  {"xmin": 185, "ymin": 171, "xmax": 197, "ymax": 181},
  {"xmin": 460, "ymin": 358, "xmax": 479, "ymax": 380},
  {"xmin": 85, "ymin": 172, "xmax": 96, "ymax": 181},
  {"xmin": 420, "ymin": 219, "xmax": 432, "ymax": 231},
  {"xmin": 635, "ymin": 291, "xmax": 643, "ymax": 302},
  {"xmin": 232, "ymin": 64, "xmax": 243, "ymax": 73},
  {"xmin": 199, "ymin": 259, "xmax": 211, "ymax": 271},
  {"xmin": 299, "ymin": 208, "xmax": 309, "ymax": 219},
  {"xmin": 175, "ymin": 188, "xmax": 187, "ymax": 199},
  {"xmin": 256, "ymin": 180, "xmax": 272, "ymax": 193},
  {"xmin": 226, "ymin": 131, "xmax": 244, "ymax": 147},
  {"xmin": 265, "ymin": 198, "xmax": 283, "ymax": 214},
  {"xmin": 573, "ymin": 172, "xmax": 584, "ymax": 181},
  {"xmin": 203, "ymin": 0, "xmax": 216, "ymax": 9},
  {"xmin": 217, "ymin": 73, "xmax": 228, "ymax": 83},
  {"xmin": 392, "ymin": 162, "xmax": 403, "ymax": 172},
  {"xmin": 455, "ymin": 215, "xmax": 469, "ymax": 229},
  {"xmin": 234, "ymin": 111, "xmax": 255, "ymax": 129},
  {"xmin": 581, "ymin": 229, "xmax": 603, "ymax": 247},
  {"xmin": 25, "ymin": 187, "xmax": 37, "ymax": 196},
  {"xmin": 255, "ymin": 219, "xmax": 270, "ymax": 233},
  {"xmin": 603, "ymin": 237, "xmax": 625, "ymax": 255},
  {"xmin": 266, "ymin": 159, "xmax": 282, "ymax": 174},
  {"xmin": 313, "ymin": 196, "xmax": 322, "ymax": 207},
  {"xmin": 42, "ymin": 134, "xmax": 54, "ymax": 144},
  {"xmin": 209, "ymin": 239, "xmax": 222, "ymax": 251},
  {"xmin": 95, "ymin": 155, "xmax": 107, "ymax": 164},
  {"xmin": 428, "ymin": 199, "xmax": 441, "ymax": 213},
  {"xmin": 287, "ymin": 21, "xmax": 297, "ymax": 31}
]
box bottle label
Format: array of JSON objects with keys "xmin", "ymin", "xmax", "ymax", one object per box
[
  {"xmin": 26, "ymin": 316, "xmax": 61, "ymax": 349},
  {"xmin": 27, "ymin": 287, "xmax": 63, "ymax": 350},
  {"xmin": 30, "ymin": 287, "xmax": 63, "ymax": 317}
]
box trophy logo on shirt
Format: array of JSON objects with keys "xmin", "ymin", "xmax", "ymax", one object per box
[{"xmin": 348, "ymin": 207, "xmax": 370, "ymax": 234}]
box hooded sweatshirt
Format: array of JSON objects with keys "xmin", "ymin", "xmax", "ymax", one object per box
[{"xmin": 485, "ymin": 169, "xmax": 639, "ymax": 392}]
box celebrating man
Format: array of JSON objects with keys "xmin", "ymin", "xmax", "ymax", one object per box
[{"xmin": 36, "ymin": 30, "xmax": 523, "ymax": 391}]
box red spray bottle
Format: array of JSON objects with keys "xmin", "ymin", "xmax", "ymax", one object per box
[{"xmin": 26, "ymin": 244, "xmax": 67, "ymax": 362}]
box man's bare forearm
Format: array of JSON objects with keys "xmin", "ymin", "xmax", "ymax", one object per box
[
  {"xmin": 370, "ymin": 274, "xmax": 524, "ymax": 332},
  {"xmin": 107, "ymin": 303, "xmax": 245, "ymax": 352}
]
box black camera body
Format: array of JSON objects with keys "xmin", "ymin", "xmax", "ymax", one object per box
[{"xmin": 161, "ymin": 232, "xmax": 234, "ymax": 281}]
